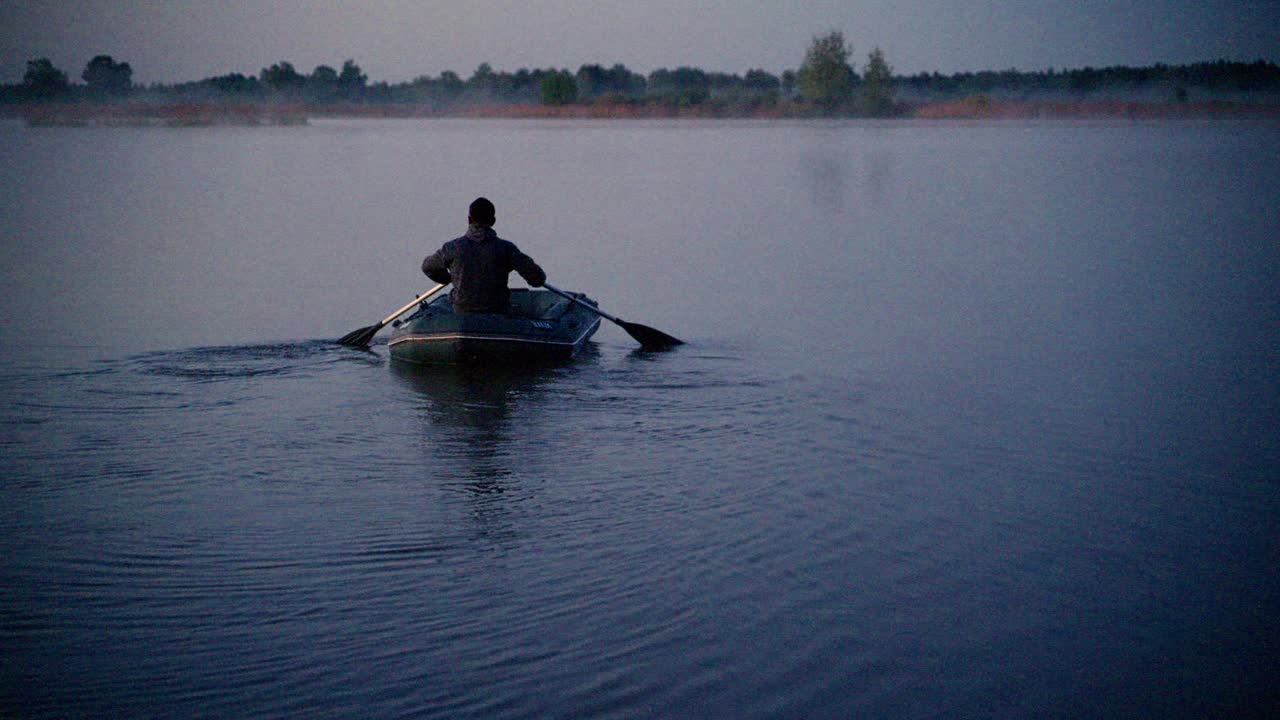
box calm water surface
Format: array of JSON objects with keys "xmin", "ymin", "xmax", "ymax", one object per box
[{"xmin": 1, "ymin": 118, "xmax": 1278, "ymax": 718}]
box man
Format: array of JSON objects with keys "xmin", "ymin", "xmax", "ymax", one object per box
[{"xmin": 422, "ymin": 197, "xmax": 546, "ymax": 314}]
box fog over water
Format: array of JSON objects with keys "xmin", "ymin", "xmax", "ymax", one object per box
[
  {"xmin": 3, "ymin": 1, "xmax": 1279, "ymax": 84},
  {"xmin": 1, "ymin": 118, "xmax": 1278, "ymax": 718}
]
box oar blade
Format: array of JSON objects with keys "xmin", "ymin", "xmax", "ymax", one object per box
[
  {"xmin": 619, "ymin": 320, "xmax": 683, "ymax": 350},
  {"xmin": 337, "ymin": 324, "xmax": 380, "ymax": 347},
  {"xmin": 542, "ymin": 282, "xmax": 682, "ymax": 350}
]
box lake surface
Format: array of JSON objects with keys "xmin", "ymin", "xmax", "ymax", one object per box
[{"xmin": 2, "ymin": 117, "xmax": 1278, "ymax": 718}]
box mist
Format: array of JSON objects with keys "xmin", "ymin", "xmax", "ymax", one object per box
[{"xmin": 3, "ymin": 0, "xmax": 1278, "ymax": 85}]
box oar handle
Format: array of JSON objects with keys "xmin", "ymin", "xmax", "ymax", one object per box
[
  {"xmin": 542, "ymin": 282, "xmax": 622, "ymax": 325},
  {"xmin": 380, "ymin": 283, "xmax": 447, "ymax": 326}
]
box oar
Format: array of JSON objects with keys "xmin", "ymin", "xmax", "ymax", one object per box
[
  {"xmin": 337, "ymin": 283, "xmax": 447, "ymax": 347},
  {"xmin": 543, "ymin": 282, "xmax": 683, "ymax": 350}
]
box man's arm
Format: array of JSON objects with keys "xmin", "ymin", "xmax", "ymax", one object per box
[
  {"xmin": 510, "ymin": 244, "xmax": 546, "ymax": 288},
  {"xmin": 422, "ymin": 243, "xmax": 454, "ymax": 285}
]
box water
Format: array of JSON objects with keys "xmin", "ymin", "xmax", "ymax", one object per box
[{"xmin": 2, "ymin": 118, "xmax": 1278, "ymax": 718}]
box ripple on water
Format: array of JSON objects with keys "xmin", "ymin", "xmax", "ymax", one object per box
[
  {"xmin": 131, "ymin": 340, "xmax": 381, "ymax": 382},
  {"xmin": 4, "ymin": 341, "xmax": 380, "ymax": 419},
  {"xmin": 7, "ymin": 328, "xmax": 1269, "ymax": 718}
]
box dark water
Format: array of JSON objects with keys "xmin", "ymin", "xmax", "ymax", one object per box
[{"xmin": 2, "ymin": 119, "xmax": 1278, "ymax": 718}]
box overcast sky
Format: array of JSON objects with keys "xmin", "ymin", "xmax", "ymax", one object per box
[{"xmin": 2, "ymin": 0, "xmax": 1278, "ymax": 85}]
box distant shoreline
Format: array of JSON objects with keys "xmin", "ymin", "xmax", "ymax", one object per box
[{"xmin": 7, "ymin": 98, "xmax": 1279, "ymax": 126}]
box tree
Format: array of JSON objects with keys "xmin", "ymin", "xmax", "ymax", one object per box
[
  {"xmin": 606, "ymin": 63, "xmax": 646, "ymax": 96},
  {"xmin": 540, "ymin": 70, "xmax": 577, "ymax": 105},
  {"xmin": 338, "ymin": 60, "xmax": 367, "ymax": 99},
  {"xmin": 781, "ymin": 70, "xmax": 798, "ymax": 96},
  {"xmin": 469, "ymin": 62, "xmax": 498, "ymax": 96},
  {"xmin": 23, "ymin": 58, "xmax": 69, "ymax": 98},
  {"xmin": 647, "ymin": 66, "xmax": 711, "ymax": 106},
  {"xmin": 199, "ymin": 72, "xmax": 260, "ymax": 96},
  {"xmin": 744, "ymin": 68, "xmax": 780, "ymax": 91},
  {"xmin": 861, "ymin": 47, "xmax": 895, "ymax": 116},
  {"xmin": 307, "ymin": 64, "xmax": 339, "ymax": 102},
  {"xmin": 438, "ymin": 70, "xmax": 464, "ymax": 97},
  {"xmin": 648, "ymin": 66, "xmax": 709, "ymax": 93},
  {"xmin": 576, "ymin": 63, "xmax": 645, "ymax": 99},
  {"xmin": 260, "ymin": 61, "xmax": 305, "ymax": 93},
  {"xmin": 797, "ymin": 31, "xmax": 855, "ymax": 108},
  {"xmin": 575, "ymin": 64, "xmax": 607, "ymax": 98},
  {"xmin": 82, "ymin": 55, "xmax": 133, "ymax": 95}
]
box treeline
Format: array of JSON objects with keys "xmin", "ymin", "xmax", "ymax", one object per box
[
  {"xmin": 5, "ymin": 51, "xmax": 1279, "ymax": 115},
  {"xmin": 4, "ymin": 55, "xmax": 795, "ymax": 111},
  {"xmin": 899, "ymin": 59, "xmax": 1280, "ymax": 99}
]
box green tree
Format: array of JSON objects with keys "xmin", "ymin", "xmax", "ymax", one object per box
[
  {"xmin": 307, "ymin": 64, "xmax": 339, "ymax": 102},
  {"xmin": 438, "ymin": 70, "xmax": 464, "ymax": 97},
  {"xmin": 82, "ymin": 55, "xmax": 133, "ymax": 95},
  {"xmin": 575, "ymin": 63, "xmax": 644, "ymax": 99},
  {"xmin": 797, "ymin": 31, "xmax": 855, "ymax": 108},
  {"xmin": 199, "ymin": 72, "xmax": 260, "ymax": 96},
  {"xmin": 781, "ymin": 69, "xmax": 797, "ymax": 96},
  {"xmin": 575, "ymin": 64, "xmax": 605, "ymax": 97},
  {"xmin": 23, "ymin": 58, "xmax": 69, "ymax": 98},
  {"xmin": 338, "ymin": 60, "xmax": 367, "ymax": 98},
  {"xmin": 743, "ymin": 68, "xmax": 780, "ymax": 91},
  {"xmin": 469, "ymin": 62, "xmax": 498, "ymax": 96},
  {"xmin": 861, "ymin": 47, "xmax": 895, "ymax": 116},
  {"xmin": 260, "ymin": 61, "xmax": 305, "ymax": 93},
  {"xmin": 539, "ymin": 70, "xmax": 577, "ymax": 105}
]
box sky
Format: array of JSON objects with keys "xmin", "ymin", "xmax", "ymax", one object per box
[{"xmin": 2, "ymin": 0, "xmax": 1278, "ymax": 85}]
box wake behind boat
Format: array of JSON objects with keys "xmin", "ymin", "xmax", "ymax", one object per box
[{"xmin": 387, "ymin": 288, "xmax": 602, "ymax": 365}]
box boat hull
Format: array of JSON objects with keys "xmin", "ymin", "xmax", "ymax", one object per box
[{"xmin": 388, "ymin": 289, "xmax": 601, "ymax": 366}]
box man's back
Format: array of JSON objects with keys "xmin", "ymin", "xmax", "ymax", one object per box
[{"xmin": 422, "ymin": 224, "xmax": 546, "ymax": 314}]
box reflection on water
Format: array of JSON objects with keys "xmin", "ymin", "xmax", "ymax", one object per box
[
  {"xmin": 390, "ymin": 359, "xmax": 585, "ymax": 544},
  {"xmin": 392, "ymin": 361, "xmax": 555, "ymax": 485},
  {"xmin": 804, "ymin": 151, "xmax": 850, "ymax": 212}
]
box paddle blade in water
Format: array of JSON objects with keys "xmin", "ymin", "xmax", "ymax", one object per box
[
  {"xmin": 620, "ymin": 321, "xmax": 683, "ymax": 350},
  {"xmin": 337, "ymin": 324, "xmax": 380, "ymax": 347}
]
